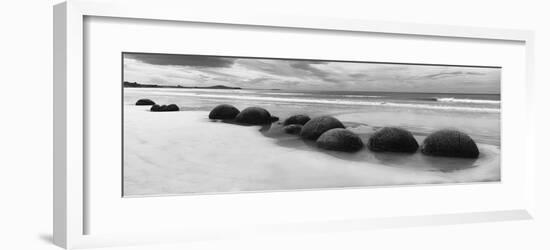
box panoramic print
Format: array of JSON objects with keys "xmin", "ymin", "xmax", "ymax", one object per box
[{"xmin": 122, "ymin": 52, "xmax": 501, "ymax": 196}]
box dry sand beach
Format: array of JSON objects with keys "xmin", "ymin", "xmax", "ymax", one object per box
[{"xmin": 123, "ymin": 88, "xmax": 500, "ymax": 196}]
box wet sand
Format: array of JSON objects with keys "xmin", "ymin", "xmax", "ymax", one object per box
[{"xmin": 123, "ymin": 105, "xmax": 500, "ymax": 196}]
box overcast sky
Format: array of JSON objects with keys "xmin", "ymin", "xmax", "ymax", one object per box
[{"xmin": 123, "ymin": 53, "xmax": 500, "ymax": 94}]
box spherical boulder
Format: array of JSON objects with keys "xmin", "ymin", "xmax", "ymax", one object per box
[
  {"xmin": 367, "ymin": 127, "xmax": 419, "ymax": 153},
  {"xmin": 150, "ymin": 104, "xmax": 179, "ymax": 112},
  {"xmin": 165, "ymin": 104, "xmax": 180, "ymax": 112},
  {"xmin": 283, "ymin": 115, "xmax": 311, "ymax": 126},
  {"xmin": 270, "ymin": 116, "xmax": 280, "ymax": 122},
  {"xmin": 234, "ymin": 107, "xmax": 274, "ymax": 125},
  {"xmin": 300, "ymin": 116, "xmax": 345, "ymax": 140},
  {"xmin": 150, "ymin": 105, "xmax": 162, "ymax": 112},
  {"xmin": 135, "ymin": 99, "xmax": 155, "ymax": 106},
  {"xmin": 208, "ymin": 104, "xmax": 240, "ymax": 120},
  {"xmin": 316, "ymin": 128, "xmax": 364, "ymax": 152},
  {"xmin": 421, "ymin": 129, "xmax": 479, "ymax": 158},
  {"xmin": 283, "ymin": 124, "xmax": 303, "ymax": 134}
]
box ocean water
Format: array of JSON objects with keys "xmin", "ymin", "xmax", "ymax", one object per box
[
  {"xmin": 128, "ymin": 88, "xmax": 500, "ymax": 112},
  {"xmin": 125, "ymin": 87, "xmax": 500, "ymax": 145}
]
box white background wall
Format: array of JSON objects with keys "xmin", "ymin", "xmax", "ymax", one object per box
[{"xmin": 0, "ymin": 0, "xmax": 548, "ymax": 249}]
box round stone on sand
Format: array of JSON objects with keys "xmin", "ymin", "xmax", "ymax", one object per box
[
  {"xmin": 316, "ymin": 128, "xmax": 364, "ymax": 152},
  {"xmin": 367, "ymin": 127, "xmax": 419, "ymax": 153},
  {"xmin": 208, "ymin": 104, "xmax": 240, "ymax": 120},
  {"xmin": 283, "ymin": 124, "xmax": 303, "ymax": 134},
  {"xmin": 135, "ymin": 99, "xmax": 155, "ymax": 106},
  {"xmin": 150, "ymin": 104, "xmax": 179, "ymax": 112},
  {"xmin": 234, "ymin": 107, "xmax": 274, "ymax": 125},
  {"xmin": 300, "ymin": 116, "xmax": 345, "ymax": 140},
  {"xmin": 165, "ymin": 104, "xmax": 179, "ymax": 111},
  {"xmin": 270, "ymin": 116, "xmax": 280, "ymax": 122},
  {"xmin": 283, "ymin": 115, "xmax": 311, "ymax": 126},
  {"xmin": 421, "ymin": 129, "xmax": 480, "ymax": 158}
]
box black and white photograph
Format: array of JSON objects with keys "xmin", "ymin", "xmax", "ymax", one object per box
[{"xmin": 123, "ymin": 52, "xmax": 501, "ymax": 196}]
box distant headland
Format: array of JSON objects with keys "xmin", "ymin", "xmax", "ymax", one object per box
[{"xmin": 123, "ymin": 81, "xmax": 242, "ymax": 90}]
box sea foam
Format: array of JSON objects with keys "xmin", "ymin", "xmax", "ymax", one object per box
[{"xmin": 436, "ymin": 97, "xmax": 500, "ymax": 104}]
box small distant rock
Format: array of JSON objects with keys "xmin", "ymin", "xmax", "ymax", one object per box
[
  {"xmin": 316, "ymin": 128, "xmax": 364, "ymax": 152},
  {"xmin": 209, "ymin": 104, "xmax": 240, "ymax": 120},
  {"xmin": 150, "ymin": 105, "xmax": 162, "ymax": 112},
  {"xmin": 270, "ymin": 116, "xmax": 280, "ymax": 122},
  {"xmin": 283, "ymin": 115, "xmax": 311, "ymax": 126},
  {"xmin": 283, "ymin": 124, "xmax": 303, "ymax": 134},
  {"xmin": 235, "ymin": 107, "xmax": 275, "ymax": 125},
  {"xmin": 165, "ymin": 104, "xmax": 179, "ymax": 111},
  {"xmin": 367, "ymin": 127, "xmax": 419, "ymax": 153},
  {"xmin": 300, "ymin": 116, "xmax": 345, "ymax": 140},
  {"xmin": 421, "ymin": 129, "xmax": 480, "ymax": 158},
  {"xmin": 150, "ymin": 104, "xmax": 179, "ymax": 112},
  {"xmin": 135, "ymin": 99, "xmax": 155, "ymax": 105}
]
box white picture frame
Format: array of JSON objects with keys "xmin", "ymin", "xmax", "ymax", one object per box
[{"xmin": 54, "ymin": 0, "xmax": 536, "ymax": 249}]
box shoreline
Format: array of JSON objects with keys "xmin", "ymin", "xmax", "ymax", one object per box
[{"xmin": 123, "ymin": 106, "xmax": 500, "ymax": 196}]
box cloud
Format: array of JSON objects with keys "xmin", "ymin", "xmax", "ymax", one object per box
[
  {"xmin": 124, "ymin": 53, "xmax": 235, "ymax": 68},
  {"xmin": 236, "ymin": 59, "xmax": 295, "ymax": 77},
  {"xmin": 465, "ymin": 72, "xmax": 486, "ymax": 75},
  {"xmin": 349, "ymin": 73, "xmax": 370, "ymax": 78},
  {"xmin": 242, "ymin": 77, "xmax": 273, "ymax": 85},
  {"xmin": 123, "ymin": 54, "xmax": 500, "ymax": 93},
  {"xmin": 289, "ymin": 61, "xmax": 331, "ymax": 80},
  {"xmin": 421, "ymin": 70, "xmax": 487, "ymax": 79}
]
